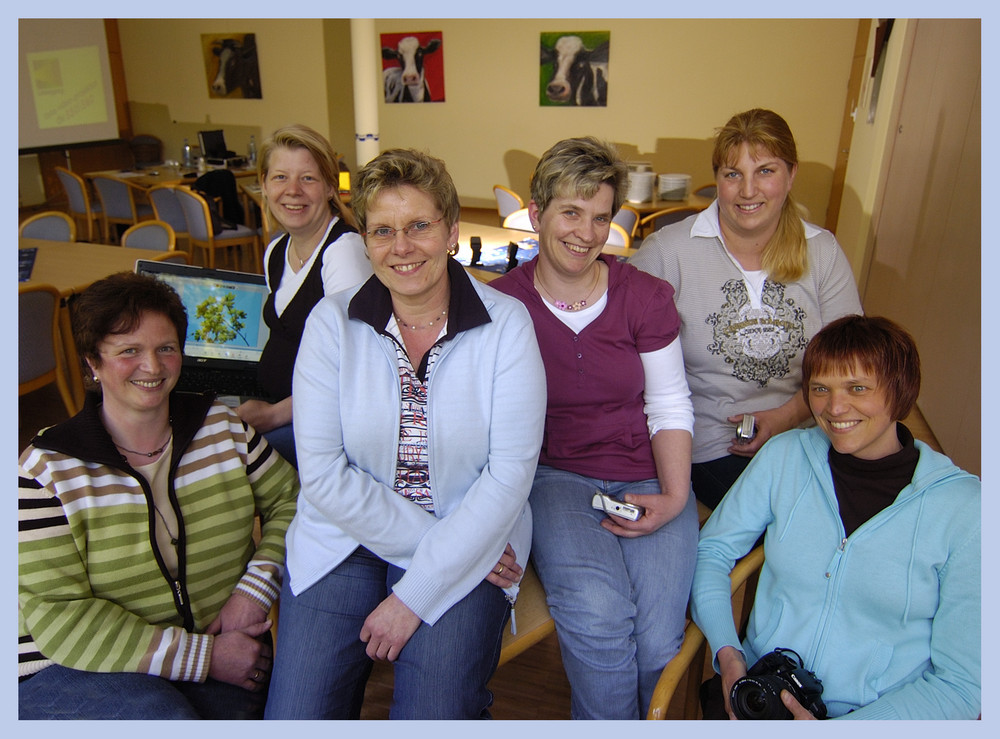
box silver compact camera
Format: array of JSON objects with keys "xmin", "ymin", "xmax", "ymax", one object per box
[
  {"xmin": 591, "ymin": 492, "xmax": 644, "ymax": 521},
  {"xmin": 736, "ymin": 414, "xmax": 756, "ymax": 444}
]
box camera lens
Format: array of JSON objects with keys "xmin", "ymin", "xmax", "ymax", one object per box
[{"xmin": 731, "ymin": 677, "xmax": 788, "ymax": 720}]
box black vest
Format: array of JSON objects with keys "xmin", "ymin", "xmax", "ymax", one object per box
[{"xmin": 258, "ymin": 219, "xmax": 356, "ymax": 399}]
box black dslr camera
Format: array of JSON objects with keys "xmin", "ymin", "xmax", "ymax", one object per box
[{"xmin": 730, "ymin": 648, "xmax": 827, "ymax": 720}]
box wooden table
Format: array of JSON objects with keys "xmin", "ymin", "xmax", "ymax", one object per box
[
  {"xmin": 622, "ymin": 192, "xmax": 713, "ymax": 216},
  {"xmin": 85, "ymin": 164, "xmax": 258, "ymax": 189},
  {"xmin": 20, "ymin": 238, "xmax": 160, "ymax": 407}
]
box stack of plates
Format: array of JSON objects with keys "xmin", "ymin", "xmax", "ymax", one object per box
[{"xmin": 657, "ymin": 173, "xmax": 691, "ymax": 200}]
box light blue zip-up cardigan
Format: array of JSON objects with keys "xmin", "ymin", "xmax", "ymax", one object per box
[
  {"xmin": 692, "ymin": 426, "xmax": 981, "ymax": 719},
  {"xmin": 288, "ymin": 263, "xmax": 546, "ymax": 625}
]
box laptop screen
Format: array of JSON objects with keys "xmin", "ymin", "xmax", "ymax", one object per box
[{"xmin": 135, "ymin": 260, "xmax": 270, "ymax": 364}]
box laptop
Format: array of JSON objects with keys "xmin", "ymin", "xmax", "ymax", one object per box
[{"xmin": 135, "ymin": 259, "xmax": 272, "ymax": 403}]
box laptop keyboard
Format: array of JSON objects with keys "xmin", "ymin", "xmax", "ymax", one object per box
[{"xmin": 176, "ymin": 367, "xmax": 271, "ymax": 400}]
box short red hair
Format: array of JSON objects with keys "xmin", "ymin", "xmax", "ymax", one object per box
[{"xmin": 801, "ymin": 315, "xmax": 921, "ymax": 421}]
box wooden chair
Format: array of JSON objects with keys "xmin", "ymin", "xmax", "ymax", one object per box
[
  {"xmin": 612, "ymin": 204, "xmax": 641, "ymax": 240},
  {"xmin": 19, "ymin": 211, "xmax": 76, "ymax": 242},
  {"xmin": 19, "ymin": 283, "xmax": 79, "ymax": 418},
  {"xmin": 174, "ymin": 186, "xmax": 260, "ymax": 271},
  {"xmin": 55, "ymin": 167, "xmax": 103, "ymax": 243},
  {"xmin": 646, "ymin": 545, "xmax": 765, "ymax": 720},
  {"xmin": 497, "ymin": 560, "xmax": 555, "ymax": 667},
  {"xmin": 121, "ymin": 220, "xmax": 177, "ymax": 251},
  {"xmin": 148, "ymin": 185, "xmax": 192, "ymax": 255},
  {"xmin": 91, "ymin": 175, "xmax": 154, "ymax": 244},
  {"xmin": 638, "ymin": 206, "xmax": 703, "ymax": 240},
  {"xmin": 693, "ymin": 182, "xmax": 717, "ymax": 199},
  {"xmin": 605, "ymin": 221, "xmax": 633, "ymax": 250},
  {"xmin": 493, "ymin": 185, "xmax": 525, "ymax": 226},
  {"xmin": 502, "ymin": 207, "xmax": 534, "ymax": 232}
]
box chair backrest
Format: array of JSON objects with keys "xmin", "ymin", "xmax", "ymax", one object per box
[
  {"xmin": 493, "ymin": 185, "xmax": 524, "ymax": 220},
  {"xmin": 92, "ymin": 175, "xmax": 139, "ymax": 221},
  {"xmin": 605, "ymin": 221, "xmax": 633, "ymax": 249},
  {"xmin": 502, "ymin": 207, "xmax": 534, "ymax": 232},
  {"xmin": 174, "ymin": 187, "xmax": 215, "ymax": 241},
  {"xmin": 148, "ymin": 186, "xmax": 190, "ymax": 237},
  {"xmin": 19, "ymin": 211, "xmax": 76, "ymax": 242},
  {"xmin": 121, "ymin": 220, "xmax": 176, "ymax": 251},
  {"xmin": 130, "ymin": 134, "xmax": 163, "ymax": 167},
  {"xmin": 646, "ymin": 545, "xmax": 765, "ymax": 720},
  {"xmin": 193, "ymin": 169, "xmax": 244, "ymax": 224},
  {"xmin": 55, "ymin": 167, "xmax": 93, "ymax": 216},
  {"xmin": 639, "ymin": 206, "xmax": 702, "ymax": 236},
  {"xmin": 693, "ymin": 182, "xmax": 717, "ymax": 199},
  {"xmin": 612, "ymin": 204, "xmax": 641, "ymax": 238},
  {"xmin": 19, "ymin": 283, "xmax": 78, "ymax": 416}
]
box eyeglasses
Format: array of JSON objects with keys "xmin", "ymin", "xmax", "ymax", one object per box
[{"xmin": 364, "ymin": 218, "xmax": 443, "ymax": 246}]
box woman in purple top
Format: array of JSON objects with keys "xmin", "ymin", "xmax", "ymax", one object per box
[{"xmin": 491, "ymin": 137, "xmax": 699, "ymax": 719}]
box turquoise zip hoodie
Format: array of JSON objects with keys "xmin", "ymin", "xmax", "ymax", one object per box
[{"xmin": 692, "ymin": 426, "xmax": 980, "ymax": 719}]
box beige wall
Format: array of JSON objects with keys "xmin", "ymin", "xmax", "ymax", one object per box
[
  {"xmin": 119, "ymin": 19, "xmax": 336, "ymax": 167},
  {"xmin": 118, "ymin": 18, "xmax": 857, "ymax": 225}
]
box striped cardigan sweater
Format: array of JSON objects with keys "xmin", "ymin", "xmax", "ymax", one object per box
[{"xmin": 18, "ymin": 392, "xmax": 299, "ymax": 681}]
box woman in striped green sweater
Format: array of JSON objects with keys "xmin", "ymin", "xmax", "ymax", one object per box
[{"xmin": 18, "ymin": 272, "xmax": 299, "ymax": 719}]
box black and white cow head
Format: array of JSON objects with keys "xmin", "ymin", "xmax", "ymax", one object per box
[
  {"xmin": 541, "ymin": 36, "xmax": 609, "ymax": 106},
  {"xmin": 211, "ymin": 36, "xmax": 261, "ymax": 99},
  {"xmin": 382, "ymin": 36, "xmax": 441, "ymax": 102}
]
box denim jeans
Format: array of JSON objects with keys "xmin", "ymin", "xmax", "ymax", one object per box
[
  {"xmin": 529, "ymin": 465, "xmax": 699, "ymax": 719},
  {"xmin": 691, "ymin": 455, "xmax": 751, "ymax": 509},
  {"xmin": 263, "ymin": 423, "xmax": 297, "ymax": 468},
  {"xmin": 264, "ymin": 546, "xmax": 509, "ymax": 719},
  {"xmin": 18, "ymin": 664, "xmax": 265, "ymax": 719}
]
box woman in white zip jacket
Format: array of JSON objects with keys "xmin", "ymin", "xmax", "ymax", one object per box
[{"xmin": 264, "ymin": 149, "xmax": 546, "ymax": 720}]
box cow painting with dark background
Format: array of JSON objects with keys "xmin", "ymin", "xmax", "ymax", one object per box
[
  {"xmin": 203, "ymin": 33, "xmax": 262, "ymax": 99},
  {"xmin": 381, "ymin": 31, "xmax": 445, "ymax": 103},
  {"xmin": 539, "ymin": 31, "xmax": 609, "ymax": 107}
]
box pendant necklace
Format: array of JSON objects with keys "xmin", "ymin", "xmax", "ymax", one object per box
[{"xmin": 535, "ymin": 263, "xmax": 601, "ymax": 311}]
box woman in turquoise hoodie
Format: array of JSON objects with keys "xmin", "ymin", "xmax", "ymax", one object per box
[{"xmin": 691, "ymin": 315, "xmax": 980, "ymax": 719}]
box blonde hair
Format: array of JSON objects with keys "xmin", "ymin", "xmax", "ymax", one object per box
[
  {"xmin": 530, "ymin": 137, "xmax": 629, "ymax": 215},
  {"xmin": 351, "ymin": 149, "xmax": 460, "ymax": 236},
  {"xmin": 258, "ymin": 124, "xmax": 355, "ymax": 229},
  {"xmin": 713, "ymin": 109, "xmax": 806, "ymax": 282}
]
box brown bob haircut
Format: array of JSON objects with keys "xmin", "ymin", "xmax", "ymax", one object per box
[
  {"xmin": 801, "ymin": 315, "xmax": 921, "ymax": 422},
  {"xmin": 72, "ymin": 271, "xmax": 187, "ymax": 378}
]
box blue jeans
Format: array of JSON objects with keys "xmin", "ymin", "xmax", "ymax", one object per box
[
  {"xmin": 529, "ymin": 465, "xmax": 699, "ymax": 719},
  {"xmin": 19, "ymin": 664, "xmax": 265, "ymax": 719},
  {"xmin": 263, "ymin": 423, "xmax": 296, "ymax": 468},
  {"xmin": 264, "ymin": 547, "xmax": 509, "ymax": 719}
]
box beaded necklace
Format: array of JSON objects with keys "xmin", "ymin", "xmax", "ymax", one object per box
[{"xmin": 534, "ymin": 263, "xmax": 601, "ymax": 311}]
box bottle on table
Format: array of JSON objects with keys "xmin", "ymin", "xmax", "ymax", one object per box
[
  {"xmin": 182, "ymin": 138, "xmax": 193, "ymax": 168},
  {"xmin": 248, "ymin": 135, "xmax": 257, "ymax": 166}
]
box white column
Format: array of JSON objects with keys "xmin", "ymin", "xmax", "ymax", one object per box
[{"xmin": 350, "ymin": 19, "xmax": 380, "ymax": 168}]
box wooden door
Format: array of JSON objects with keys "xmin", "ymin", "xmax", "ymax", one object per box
[{"xmin": 862, "ymin": 19, "xmax": 980, "ymax": 475}]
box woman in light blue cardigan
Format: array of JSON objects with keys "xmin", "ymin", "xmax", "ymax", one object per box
[
  {"xmin": 264, "ymin": 149, "xmax": 546, "ymax": 720},
  {"xmin": 691, "ymin": 315, "xmax": 980, "ymax": 719}
]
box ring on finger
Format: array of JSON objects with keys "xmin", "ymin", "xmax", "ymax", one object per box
[
  {"xmin": 253, "ymin": 669, "xmax": 261, "ymax": 682},
  {"xmin": 496, "ymin": 564, "xmax": 505, "ymax": 575}
]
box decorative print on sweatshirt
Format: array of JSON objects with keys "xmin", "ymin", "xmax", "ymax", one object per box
[{"xmin": 706, "ymin": 279, "xmax": 807, "ymax": 387}]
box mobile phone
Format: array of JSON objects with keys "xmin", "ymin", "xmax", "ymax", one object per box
[
  {"xmin": 591, "ymin": 491, "xmax": 644, "ymax": 521},
  {"xmin": 736, "ymin": 414, "xmax": 756, "ymax": 444}
]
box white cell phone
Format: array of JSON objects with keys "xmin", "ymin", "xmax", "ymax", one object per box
[{"xmin": 591, "ymin": 491, "xmax": 644, "ymax": 521}]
